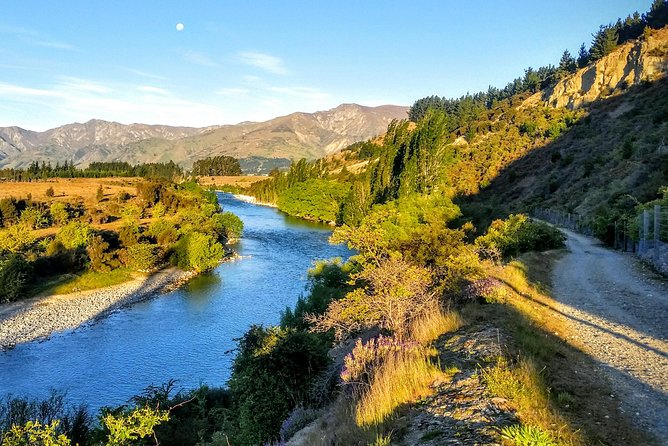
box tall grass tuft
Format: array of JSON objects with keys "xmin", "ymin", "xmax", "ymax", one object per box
[
  {"xmin": 409, "ymin": 307, "xmax": 464, "ymax": 345},
  {"xmin": 501, "ymin": 424, "xmax": 557, "ymax": 446},
  {"xmin": 355, "ymin": 351, "xmax": 442, "ymax": 427}
]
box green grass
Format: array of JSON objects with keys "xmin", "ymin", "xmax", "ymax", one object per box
[
  {"xmin": 51, "ymin": 268, "xmax": 135, "ymax": 294},
  {"xmin": 501, "ymin": 424, "xmax": 557, "ymax": 446}
]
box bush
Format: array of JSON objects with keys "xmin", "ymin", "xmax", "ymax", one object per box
[
  {"xmin": 172, "ymin": 232, "xmax": 224, "ymax": 272},
  {"xmin": 120, "ymin": 243, "xmax": 160, "ymax": 271},
  {"xmin": 226, "ymin": 326, "xmax": 330, "ymax": 445},
  {"xmin": 0, "ymin": 254, "xmax": 33, "ymax": 302},
  {"xmin": 147, "ymin": 219, "xmax": 178, "ymax": 246},
  {"xmin": 50, "ymin": 202, "xmax": 70, "ymax": 226},
  {"xmin": 214, "ymin": 211, "xmax": 244, "ymax": 240},
  {"xmin": 0, "ymin": 224, "xmax": 36, "ymax": 253},
  {"xmin": 46, "ymin": 186, "xmax": 55, "ymax": 197},
  {"xmin": 56, "ymin": 221, "xmax": 93, "ymax": 250},
  {"xmin": 475, "ymin": 214, "xmax": 565, "ymax": 258},
  {"xmin": 118, "ymin": 223, "xmax": 140, "ymax": 247},
  {"xmin": 0, "ymin": 198, "xmax": 19, "ymax": 226},
  {"xmin": 86, "ymin": 235, "xmax": 115, "ymax": 272}
]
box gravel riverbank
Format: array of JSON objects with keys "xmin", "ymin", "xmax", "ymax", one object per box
[{"xmin": 0, "ymin": 267, "xmax": 197, "ymax": 350}]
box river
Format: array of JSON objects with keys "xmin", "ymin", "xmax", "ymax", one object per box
[{"xmin": 0, "ymin": 193, "xmax": 351, "ymax": 410}]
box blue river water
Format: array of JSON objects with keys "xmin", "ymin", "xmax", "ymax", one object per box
[{"xmin": 0, "ymin": 193, "xmax": 351, "ymax": 410}]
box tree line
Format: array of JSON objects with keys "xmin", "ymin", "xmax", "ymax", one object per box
[
  {"xmin": 191, "ymin": 156, "xmax": 242, "ymax": 176},
  {"xmin": 0, "ymin": 160, "xmax": 184, "ymax": 181}
]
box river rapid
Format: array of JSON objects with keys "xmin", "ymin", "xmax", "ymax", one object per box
[{"xmin": 0, "ymin": 193, "xmax": 351, "ymax": 410}]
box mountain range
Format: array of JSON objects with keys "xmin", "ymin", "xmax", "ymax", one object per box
[{"xmin": 0, "ymin": 104, "xmax": 407, "ymax": 171}]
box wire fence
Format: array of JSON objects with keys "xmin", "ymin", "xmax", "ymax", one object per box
[
  {"xmin": 534, "ymin": 205, "xmax": 668, "ymax": 275},
  {"xmin": 635, "ymin": 205, "xmax": 668, "ymax": 275},
  {"xmin": 533, "ymin": 208, "xmax": 594, "ymax": 236}
]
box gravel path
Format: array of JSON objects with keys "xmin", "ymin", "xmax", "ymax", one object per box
[
  {"xmin": 552, "ymin": 229, "xmax": 668, "ymax": 444},
  {"xmin": 0, "ymin": 267, "xmax": 196, "ymax": 350}
]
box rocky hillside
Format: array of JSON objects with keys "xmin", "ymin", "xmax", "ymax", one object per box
[
  {"xmin": 0, "ymin": 104, "xmax": 407, "ymax": 169},
  {"xmin": 537, "ymin": 27, "xmax": 668, "ymax": 108}
]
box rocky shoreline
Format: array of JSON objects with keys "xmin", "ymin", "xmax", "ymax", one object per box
[{"xmin": 0, "ymin": 267, "xmax": 198, "ymax": 351}]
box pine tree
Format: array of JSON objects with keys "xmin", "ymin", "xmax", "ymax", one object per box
[
  {"xmin": 577, "ymin": 43, "xmax": 590, "ymax": 68},
  {"xmin": 590, "ymin": 25, "xmax": 619, "ymax": 61},
  {"xmin": 557, "ymin": 50, "xmax": 577, "ymax": 79},
  {"xmin": 645, "ymin": 0, "xmax": 668, "ymax": 29}
]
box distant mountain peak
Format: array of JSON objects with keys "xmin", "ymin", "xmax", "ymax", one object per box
[{"xmin": 0, "ymin": 103, "xmax": 408, "ymax": 169}]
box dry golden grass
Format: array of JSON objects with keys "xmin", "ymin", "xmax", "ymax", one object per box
[
  {"xmin": 355, "ymin": 351, "xmax": 445, "ymax": 427},
  {"xmin": 0, "ymin": 178, "xmax": 141, "ymax": 204},
  {"xmin": 409, "ymin": 306, "xmax": 464, "ymax": 345},
  {"xmin": 196, "ymin": 175, "xmax": 266, "ymax": 188}
]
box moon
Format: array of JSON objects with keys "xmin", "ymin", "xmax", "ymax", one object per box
[{"xmin": 176, "ymin": 23, "xmax": 184, "ymax": 31}]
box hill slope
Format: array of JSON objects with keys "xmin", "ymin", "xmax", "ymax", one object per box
[{"xmin": 0, "ymin": 104, "xmax": 407, "ymax": 169}]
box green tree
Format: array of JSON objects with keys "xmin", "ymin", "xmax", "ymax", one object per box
[
  {"xmin": 0, "ymin": 225, "xmax": 36, "ymax": 253},
  {"xmin": 590, "ymin": 25, "xmax": 619, "ymax": 61},
  {"xmin": 173, "ymin": 232, "xmax": 224, "ymax": 271},
  {"xmin": 576, "ymin": 43, "xmax": 590, "ymax": 68},
  {"xmin": 56, "ymin": 222, "xmax": 92, "ymax": 250},
  {"xmin": 0, "ymin": 254, "xmax": 33, "ymax": 303},
  {"xmin": 557, "ymin": 50, "xmax": 577, "ymax": 78},
  {"xmin": 50, "ymin": 202, "xmax": 70, "ymax": 226}
]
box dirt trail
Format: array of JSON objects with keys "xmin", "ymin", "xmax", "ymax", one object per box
[{"xmin": 552, "ymin": 229, "xmax": 668, "ymax": 444}]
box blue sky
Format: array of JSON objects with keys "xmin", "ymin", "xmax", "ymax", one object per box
[{"xmin": 0, "ymin": 0, "xmax": 652, "ymax": 130}]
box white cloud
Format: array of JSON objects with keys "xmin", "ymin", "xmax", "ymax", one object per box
[
  {"xmin": 239, "ymin": 51, "xmax": 288, "ymax": 75},
  {"xmin": 180, "ymin": 50, "xmax": 219, "ymax": 67},
  {"xmin": 0, "ymin": 78, "xmax": 232, "ymax": 130}
]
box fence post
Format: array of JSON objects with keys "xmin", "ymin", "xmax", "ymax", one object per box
[
  {"xmin": 643, "ymin": 210, "xmax": 650, "ymax": 254},
  {"xmin": 656, "ymin": 205, "xmax": 661, "ymax": 264}
]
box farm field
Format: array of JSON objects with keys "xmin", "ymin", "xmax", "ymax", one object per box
[{"xmin": 0, "ymin": 177, "xmax": 142, "ymax": 204}]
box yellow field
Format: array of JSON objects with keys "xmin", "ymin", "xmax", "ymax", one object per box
[
  {"xmin": 197, "ymin": 175, "xmax": 267, "ymax": 188},
  {"xmin": 0, "ymin": 178, "xmax": 141, "ymax": 203}
]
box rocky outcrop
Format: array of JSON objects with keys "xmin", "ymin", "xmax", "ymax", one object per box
[{"xmin": 542, "ymin": 27, "xmax": 668, "ymax": 109}]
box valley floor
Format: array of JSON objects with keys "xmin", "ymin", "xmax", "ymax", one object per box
[{"xmin": 551, "ymin": 229, "xmax": 668, "ymax": 443}]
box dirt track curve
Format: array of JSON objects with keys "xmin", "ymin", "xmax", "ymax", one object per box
[{"xmin": 552, "ymin": 229, "xmax": 668, "ymax": 444}]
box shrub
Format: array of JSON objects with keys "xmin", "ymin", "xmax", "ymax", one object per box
[
  {"xmin": 119, "ymin": 223, "xmax": 140, "ymax": 247},
  {"xmin": 213, "ymin": 211, "xmax": 244, "ymax": 240},
  {"xmin": 120, "ymin": 243, "xmax": 160, "ymax": 271},
  {"xmin": 96, "ymin": 185, "xmax": 104, "ymax": 202},
  {"xmin": 227, "ymin": 326, "xmax": 330, "ymax": 445},
  {"xmin": 152, "ymin": 202, "xmax": 166, "ymax": 218},
  {"xmin": 56, "ymin": 221, "xmax": 93, "ymax": 250},
  {"xmin": 86, "ymin": 235, "xmax": 114, "ymax": 272},
  {"xmin": 172, "ymin": 232, "xmax": 224, "ymax": 272},
  {"xmin": 45, "ymin": 186, "xmax": 55, "ymax": 197},
  {"xmin": 0, "ymin": 224, "xmax": 36, "ymax": 253},
  {"xmin": 20, "ymin": 206, "xmax": 49, "ymax": 229},
  {"xmin": 311, "ymin": 259, "xmax": 434, "ymax": 340},
  {"xmin": 120, "ymin": 203, "xmax": 142, "ymax": 221},
  {"xmin": 475, "ymin": 214, "xmax": 565, "ymax": 258},
  {"xmin": 0, "ymin": 254, "xmax": 33, "ymax": 303},
  {"xmin": 147, "ymin": 219, "xmax": 178, "ymax": 246},
  {"xmin": 50, "ymin": 202, "xmax": 70, "ymax": 226},
  {"xmin": 0, "ymin": 198, "xmax": 19, "ymax": 226}
]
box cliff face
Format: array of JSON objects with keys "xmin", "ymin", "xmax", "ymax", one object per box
[{"xmin": 541, "ymin": 27, "xmax": 668, "ymax": 109}]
